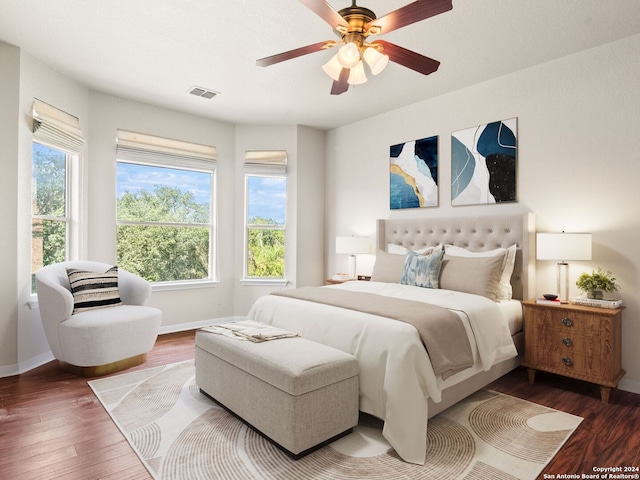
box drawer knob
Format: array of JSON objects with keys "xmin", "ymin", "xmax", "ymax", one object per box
[
  {"xmin": 561, "ymin": 317, "xmax": 573, "ymax": 327},
  {"xmin": 562, "ymin": 337, "xmax": 573, "ymax": 347},
  {"xmin": 562, "ymin": 356, "xmax": 573, "ymax": 366}
]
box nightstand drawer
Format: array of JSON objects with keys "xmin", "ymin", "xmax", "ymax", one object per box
[
  {"xmin": 527, "ymin": 343, "xmax": 601, "ymax": 373},
  {"xmin": 527, "ymin": 310, "xmax": 602, "ymax": 336},
  {"xmin": 529, "ymin": 330, "xmax": 601, "ymax": 356},
  {"xmin": 534, "ymin": 350, "xmax": 602, "ymax": 379}
]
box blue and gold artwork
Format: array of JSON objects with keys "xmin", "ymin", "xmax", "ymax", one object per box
[
  {"xmin": 451, "ymin": 118, "xmax": 517, "ymax": 205},
  {"xmin": 390, "ymin": 135, "xmax": 438, "ymax": 209}
]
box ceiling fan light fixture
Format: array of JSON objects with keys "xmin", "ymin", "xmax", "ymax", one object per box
[
  {"xmin": 337, "ymin": 42, "xmax": 360, "ymax": 69},
  {"xmin": 322, "ymin": 53, "xmax": 344, "ymax": 81},
  {"xmin": 256, "ymin": 0, "xmax": 452, "ymax": 95},
  {"xmin": 347, "ymin": 60, "xmax": 367, "ymax": 85},
  {"xmin": 363, "ymin": 46, "xmax": 389, "ymax": 75}
]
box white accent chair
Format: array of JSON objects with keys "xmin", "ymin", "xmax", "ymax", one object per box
[{"xmin": 36, "ymin": 261, "xmax": 162, "ymax": 376}]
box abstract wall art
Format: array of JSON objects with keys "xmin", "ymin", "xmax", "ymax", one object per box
[
  {"xmin": 451, "ymin": 117, "xmax": 517, "ymax": 206},
  {"xmin": 390, "ymin": 135, "xmax": 438, "ymax": 209}
]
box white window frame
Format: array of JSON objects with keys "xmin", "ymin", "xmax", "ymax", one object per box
[
  {"xmin": 31, "ymin": 99, "xmax": 84, "ymax": 297},
  {"xmin": 242, "ymin": 151, "xmax": 288, "ymax": 286},
  {"xmin": 31, "ymin": 141, "xmax": 79, "ymax": 293},
  {"xmin": 116, "ymin": 130, "xmax": 218, "ymax": 289}
]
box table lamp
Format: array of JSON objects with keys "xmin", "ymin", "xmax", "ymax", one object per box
[
  {"xmin": 536, "ymin": 232, "xmax": 592, "ymax": 303},
  {"xmin": 336, "ymin": 236, "xmax": 370, "ymax": 280}
]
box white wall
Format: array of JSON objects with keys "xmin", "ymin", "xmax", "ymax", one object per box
[
  {"xmin": 233, "ymin": 124, "xmax": 298, "ymax": 313},
  {"xmin": 295, "ymin": 125, "xmax": 326, "ymax": 286},
  {"xmin": 232, "ymin": 124, "xmax": 326, "ymax": 314},
  {"xmin": 0, "ymin": 43, "xmax": 95, "ymax": 374},
  {"xmin": 15, "ymin": 49, "xmax": 91, "ymax": 373},
  {"xmin": 326, "ymin": 34, "xmax": 640, "ymax": 393},
  {"xmin": 88, "ymin": 91, "xmax": 238, "ymax": 328},
  {"xmin": 0, "ymin": 42, "xmax": 20, "ymax": 373},
  {"xmin": 0, "ymin": 44, "xmax": 327, "ymax": 375}
]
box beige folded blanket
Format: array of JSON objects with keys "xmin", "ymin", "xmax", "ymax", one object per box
[
  {"xmin": 271, "ymin": 287, "xmax": 473, "ymax": 378},
  {"xmin": 200, "ymin": 320, "xmax": 299, "ymax": 343}
]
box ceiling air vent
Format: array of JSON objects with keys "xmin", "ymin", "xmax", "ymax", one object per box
[{"xmin": 187, "ymin": 86, "xmax": 219, "ymax": 99}]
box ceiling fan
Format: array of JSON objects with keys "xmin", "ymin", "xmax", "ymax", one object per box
[{"xmin": 256, "ymin": 0, "xmax": 453, "ymax": 95}]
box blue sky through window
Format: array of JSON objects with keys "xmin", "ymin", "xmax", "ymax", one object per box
[
  {"xmin": 117, "ymin": 164, "xmax": 286, "ymax": 224},
  {"xmin": 247, "ymin": 176, "xmax": 286, "ymax": 225},
  {"xmin": 117, "ymin": 163, "xmax": 211, "ymax": 205}
]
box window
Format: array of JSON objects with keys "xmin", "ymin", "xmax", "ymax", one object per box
[
  {"xmin": 31, "ymin": 142, "xmax": 74, "ymax": 292},
  {"xmin": 116, "ymin": 130, "xmax": 217, "ymax": 285},
  {"xmin": 31, "ymin": 99, "xmax": 84, "ymax": 294},
  {"xmin": 244, "ymin": 151, "xmax": 287, "ymax": 282}
]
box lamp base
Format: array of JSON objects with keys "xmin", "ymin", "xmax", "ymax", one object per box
[
  {"xmin": 347, "ymin": 255, "xmax": 357, "ymax": 280},
  {"xmin": 557, "ymin": 261, "xmax": 570, "ymax": 303}
]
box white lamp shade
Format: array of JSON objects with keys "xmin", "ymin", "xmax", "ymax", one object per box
[
  {"xmin": 337, "ymin": 42, "xmax": 360, "ymax": 69},
  {"xmin": 347, "ymin": 61, "xmax": 367, "ymax": 85},
  {"xmin": 363, "ymin": 47, "xmax": 389, "ymax": 75},
  {"xmin": 536, "ymin": 233, "xmax": 592, "ymax": 261},
  {"xmin": 322, "ymin": 53, "xmax": 343, "ymax": 81},
  {"xmin": 336, "ymin": 236, "xmax": 370, "ymax": 254}
]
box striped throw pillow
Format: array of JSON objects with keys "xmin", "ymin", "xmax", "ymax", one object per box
[{"xmin": 67, "ymin": 266, "xmax": 123, "ymax": 314}]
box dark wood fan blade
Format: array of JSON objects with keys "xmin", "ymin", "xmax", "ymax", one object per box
[
  {"xmin": 366, "ymin": 0, "xmax": 452, "ymax": 35},
  {"xmin": 299, "ymin": 0, "xmax": 349, "ymax": 30},
  {"xmin": 256, "ymin": 41, "xmax": 331, "ymax": 67},
  {"xmin": 374, "ymin": 40, "xmax": 440, "ymax": 75},
  {"xmin": 330, "ymin": 68, "xmax": 350, "ymax": 95}
]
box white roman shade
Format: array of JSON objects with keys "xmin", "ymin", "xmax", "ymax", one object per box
[
  {"xmin": 32, "ymin": 98, "xmax": 84, "ymax": 152},
  {"xmin": 116, "ymin": 130, "xmax": 217, "ymax": 170},
  {"xmin": 244, "ymin": 150, "xmax": 287, "ymax": 174}
]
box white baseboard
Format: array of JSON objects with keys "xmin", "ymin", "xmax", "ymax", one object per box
[
  {"xmin": 0, "ymin": 352, "xmax": 56, "ymax": 379},
  {"xmin": 0, "ymin": 363, "xmax": 19, "ymax": 378},
  {"xmin": 19, "ymin": 352, "xmax": 55, "ymax": 374}
]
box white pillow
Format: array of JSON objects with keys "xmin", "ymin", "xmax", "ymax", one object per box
[
  {"xmin": 444, "ymin": 244, "xmax": 517, "ymax": 300},
  {"xmin": 387, "ymin": 243, "xmax": 441, "ymax": 255}
]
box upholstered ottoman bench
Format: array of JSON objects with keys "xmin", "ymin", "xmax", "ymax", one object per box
[{"xmin": 195, "ymin": 325, "xmax": 359, "ymax": 458}]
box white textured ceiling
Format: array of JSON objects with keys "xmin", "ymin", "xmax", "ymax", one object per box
[{"xmin": 1, "ymin": 0, "xmax": 639, "ymax": 130}]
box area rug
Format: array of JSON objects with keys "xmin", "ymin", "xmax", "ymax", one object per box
[{"xmin": 88, "ymin": 361, "xmax": 582, "ymax": 480}]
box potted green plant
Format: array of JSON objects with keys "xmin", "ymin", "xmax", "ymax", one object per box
[{"xmin": 576, "ymin": 268, "xmax": 620, "ymax": 299}]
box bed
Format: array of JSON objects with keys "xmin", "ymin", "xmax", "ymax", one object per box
[{"xmin": 246, "ymin": 213, "xmax": 536, "ymax": 465}]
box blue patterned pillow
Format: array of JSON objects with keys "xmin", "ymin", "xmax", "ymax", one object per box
[{"xmin": 400, "ymin": 249, "xmax": 445, "ymax": 288}]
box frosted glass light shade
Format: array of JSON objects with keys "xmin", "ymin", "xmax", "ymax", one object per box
[
  {"xmin": 347, "ymin": 61, "xmax": 367, "ymax": 85},
  {"xmin": 363, "ymin": 47, "xmax": 389, "ymax": 75},
  {"xmin": 536, "ymin": 233, "xmax": 592, "ymax": 261},
  {"xmin": 322, "ymin": 53, "xmax": 343, "ymax": 81},
  {"xmin": 337, "ymin": 42, "xmax": 360, "ymax": 69}
]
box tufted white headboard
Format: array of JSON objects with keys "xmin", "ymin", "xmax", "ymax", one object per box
[{"xmin": 377, "ymin": 213, "xmax": 536, "ymax": 301}]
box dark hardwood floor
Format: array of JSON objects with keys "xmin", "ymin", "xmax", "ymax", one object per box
[
  {"xmin": 489, "ymin": 367, "xmax": 640, "ymax": 477},
  {"xmin": 0, "ymin": 330, "xmax": 196, "ymax": 480},
  {"xmin": 1, "ymin": 330, "xmax": 639, "ymax": 479}
]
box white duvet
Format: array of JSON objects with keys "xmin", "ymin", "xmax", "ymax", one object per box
[{"xmin": 246, "ymin": 281, "xmax": 518, "ymax": 465}]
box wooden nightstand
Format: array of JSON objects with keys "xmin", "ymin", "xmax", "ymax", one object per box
[{"xmin": 522, "ymin": 300, "xmax": 625, "ymax": 403}]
